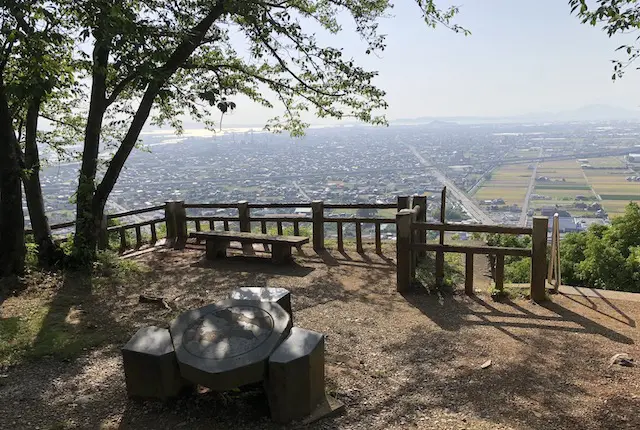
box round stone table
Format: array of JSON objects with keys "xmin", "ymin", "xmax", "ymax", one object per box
[{"xmin": 170, "ymin": 298, "xmax": 292, "ymax": 391}]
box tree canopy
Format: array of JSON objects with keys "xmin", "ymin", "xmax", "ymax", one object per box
[{"xmin": 570, "ymin": 0, "xmax": 640, "ymax": 79}]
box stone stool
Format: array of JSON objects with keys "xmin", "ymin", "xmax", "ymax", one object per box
[
  {"xmin": 266, "ymin": 327, "xmax": 334, "ymax": 423},
  {"xmin": 229, "ymin": 287, "xmax": 293, "ymax": 321},
  {"xmin": 122, "ymin": 326, "xmax": 191, "ymax": 399}
]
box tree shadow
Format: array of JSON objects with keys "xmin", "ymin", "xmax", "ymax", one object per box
[
  {"xmin": 401, "ymin": 288, "xmax": 634, "ymax": 345},
  {"xmin": 189, "ymin": 255, "xmax": 315, "ymax": 278}
]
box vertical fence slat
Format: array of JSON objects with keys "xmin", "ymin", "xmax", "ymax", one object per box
[
  {"xmin": 209, "ymin": 218, "xmax": 215, "ymax": 231},
  {"xmin": 119, "ymin": 227, "xmax": 127, "ymax": 253},
  {"xmin": 465, "ymin": 252, "xmax": 474, "ymax": 295},
  {"xmin": 150, "ymin": 222, "xmax": 157, "ymax": 245},
  {"xmin": 261, "ymin": 220, "xmax": 269, "ymax": 251},
  {"xmin": 224, "ymin": 220, "xmax": 230, "ymax": 231},
  {"xmin": 293, "ymin": 221, "xmax": 300, "ymax": 236},
  {"xmin": 337, "ymin": 221, "xmax": 344, "ymax": 252},
  {"xmin": 375, "ymin": 222, "xmax": 382, "ymax": 254},
  {"xmin": 495, "ymin": 253, "xmax": 505, "ymax": 291},
  {"xmin": 355, "ymin": 222, "xmax": 363, "ymax": 253},
  {"xmin": 277, "ymin": 221, "xmax": 283, "ymax": 236},
  {"xmin": 194, "ymin": 220, "xmax": 202, "ymax": 244},
  {"xmin": 135, "ymin": 225, "xmax": 142, "ymax": 249}
]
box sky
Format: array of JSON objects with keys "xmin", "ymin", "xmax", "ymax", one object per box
[{"xmin": 213, "ymin": 0, "xmax": 640, "ymax": 127}]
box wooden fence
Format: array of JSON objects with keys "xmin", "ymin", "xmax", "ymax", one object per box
[
  {"xmin": 395, "ymin": 191, "xmax": 548, "ymax": 302},
  {"xmin": 35, "ymin": 198, "xmax": 404, "ymax": 254},
  {"xmin": 35, "ymin": 193, "xmax": 551, "ymax": 301}
]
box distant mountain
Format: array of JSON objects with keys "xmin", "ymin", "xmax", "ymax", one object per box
[{"xmin": 394, "ymin": 104, "xmax": 640, "ymax": 125}]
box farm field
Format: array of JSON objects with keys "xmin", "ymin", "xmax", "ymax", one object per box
[
  {"xmin": 529, "ymin": 160, "xmax": 594, "ymax": 212},
  {"xmin": 474, "ymin": 164, "xmax": 531, "ymax": 205},
  {"xmin": 473, "ymin": 157, "xmax": 637, "ymax": 219},
  {"xmin": 583, "ymin": 159, "xmax": 639, "ymax": 216}
]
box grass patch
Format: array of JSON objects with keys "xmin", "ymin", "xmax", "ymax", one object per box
[
  {"xmin": 0, "ymin": 253, "xmax": 147, "ymax": 367},
  {"xmin": 488, "ymin": 284, "xmax": 529, "ymax": 301}
]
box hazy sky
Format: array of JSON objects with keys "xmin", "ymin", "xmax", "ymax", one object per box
[{"xmin": 216, "ymin": 0, "xmax": 640, "ymax": 126}]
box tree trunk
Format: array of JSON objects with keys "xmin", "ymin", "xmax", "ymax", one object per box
[
  {"xmin": 73, "ymin": 39, "xmax": 110, "ymax": 263},
  {"xmin": 22, "ymin": 95, "xmax": 60, "ymax": 266},
  {"xmin": 0, "ymin": 78, "xmax": 25, "ymax": 276}
]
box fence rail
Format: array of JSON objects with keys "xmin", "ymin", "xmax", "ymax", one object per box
[{"xmin": 396, "ymin": 189, "xmax": 548, "ymax": 302}]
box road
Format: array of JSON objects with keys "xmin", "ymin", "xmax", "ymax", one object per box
[
  {"xmin": 406, "ymin": 145, "xmax": 495, "ymax": 225},
  {"xmin": 518, "ymin": 151, "xmax": 541, "ymax": 227},
  {"xmin": 293, "ymin": 181, "xmax": 311, "ymax": 201}
]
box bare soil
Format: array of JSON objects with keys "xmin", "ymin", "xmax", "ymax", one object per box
[{"xmin": 1, "ymin": 243, "xmax": 639, "ymax": 429}]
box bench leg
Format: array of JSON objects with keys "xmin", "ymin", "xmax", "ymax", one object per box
[
  {"xmin": 271, "ymin": 244, "xmax": 292, "ymax": 264},
  {"xmin": 206, "ymin": 240, "xmax": 229, "ymax": 260}
]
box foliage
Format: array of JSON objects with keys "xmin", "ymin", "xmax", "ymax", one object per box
[
  {"xmin": 486, "ymin": 233, "xmax": 531, "ymax": 283},
  {"xmin": 93, "ymin": 250, "xmax": 147, "ymax": 283},
  {"xmin": 559, "ymin": 202, "xmax": 640, "ymax": 291},
  {"xmin": 570, "ymin": 0, "xmax": 640, "ymax": 79},
  {"xmin": 415, "ymin": 252, "xmax": 464, "ymax": 295}
]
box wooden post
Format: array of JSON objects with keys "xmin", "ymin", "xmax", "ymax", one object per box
[
  {"xmin": 465, "ymin": 252, "xmax": 474, "ymax": 295},
  {"xmin": 495, "ymin": 253, "xmax": 505, "ymax": 291},
  {"xmin": 135, "ymin": 225, "xmax": 142, "ymax": 249},
  {"xmin": 238, "ymin": 201, "xmax": 250, "ymax": 232},
  {"xmin": 97, "ymin": 214, "xmax": 108, "ymax": 250},
  {"xmin": 435, "ymin": 187, "xmax": 447, "ymax": 286},
  {"xmin": 150, "ymin": 222, "xmax": 157, "ymax": 245},
  {"xmin": 531, "ymin": 216, "xmax": 549, "ymax": 303},
  {"xmin": 397, "ymin": 196, "xmax": 410, "ymax": 211},
  {"xmin": 337, "ymin": 221, "xmax": 344, "ymax": 252},
  {"xmin": 396, "ymin": 209, "xmax": 413, "ymax": 292},
  {"xmin": 293, "ymin": 220, "xmax": 300, "ymax": 236},
  {"xmin": 412, "ymin": 195, "xmax": 427, "ymax": 259},
  {"xmin": 311, "ymin": 200, "xmax": 324, "ymax": 251},
  {"xmin": 375, "ymin": 222, "xmax": 382, "ymax": 254},
  {"xmin": 355, "ymin": 222, "xmax": 363, "ymax": 253},
  {"xmin": 277, "ymin": 221, "xmax": 283, "ymax": 236},
  {"xmin": 164, "ymin": 201, "xmax": 177, "ymax": 246},
  {"xmin": 174, "ymin": 200, "xmax": 187, "ymax": 249},
  {"xmin": 119, "ymin": 227, "xmax": 127, "ymax": 253}
]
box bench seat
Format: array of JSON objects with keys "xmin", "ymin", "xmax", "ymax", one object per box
[{"xmin": 190, "ymin": 231, "xmax": 309, "ymax": 264}]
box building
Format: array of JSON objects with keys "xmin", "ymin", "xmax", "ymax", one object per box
[{"xmin": 628, "ymin": 153, "xmax": 640, "ymax": 163}]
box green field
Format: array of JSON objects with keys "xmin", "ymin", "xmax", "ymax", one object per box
[
  {"xmin": 583, "ymin": 163, "xmax": 639, "ymax": 216},
  {"xmin": 475, "ymin": 164, "xmax": 531, "ymax": 205}
]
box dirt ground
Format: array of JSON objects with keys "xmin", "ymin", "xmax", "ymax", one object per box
[{"xmin": 1, "ymin": 243, "xmax": 639, "ymax": 430}]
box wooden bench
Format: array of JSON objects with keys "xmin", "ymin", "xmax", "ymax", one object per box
[{"xmin": 190, "ymin": 231, "xmax": 309, "ymax": 264}]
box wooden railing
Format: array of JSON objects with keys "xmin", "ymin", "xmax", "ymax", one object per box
[
  {"xmin": 396, "ymin": 190, "xmax": 548, "ymax": 303},
  {"xmin": 35, "ymin": 198, "xmax": 405, "ymax": 254}
]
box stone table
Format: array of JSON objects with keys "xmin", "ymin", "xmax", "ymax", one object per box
[{"xmin": 169, "ymin": 298, "xmax": 292, "ymax": 391}]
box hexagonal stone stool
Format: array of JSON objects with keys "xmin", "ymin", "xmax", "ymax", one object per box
[
  {"xmin": 266, "ymin": 327, "xmax": 343, "ymax": 423},
  {"xmin": 170, "ymin": 299, "xmax": 292, "ymax": 391},
  {"xmin": 229, "ymin": 287, "xmax": 293, "ymax": 321},
  {"xmin": 122, "ymin": 326, "xmax": 191, "ymax": 399}
]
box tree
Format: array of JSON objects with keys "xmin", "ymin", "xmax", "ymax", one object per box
[
  {"xmin": 56, "ymin": 0, "xmax": 467, "ymax": 262},
  {"xmin": 570, "ymin": 0, "xmax": 640, "ymax": 79},
  {"xmin": 1, "ymin": 1, "xmax": 78, "ymax": 269},
  {"xmin": 0, "ymin": 76, "xmax": 25, "ymax": 276}
]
